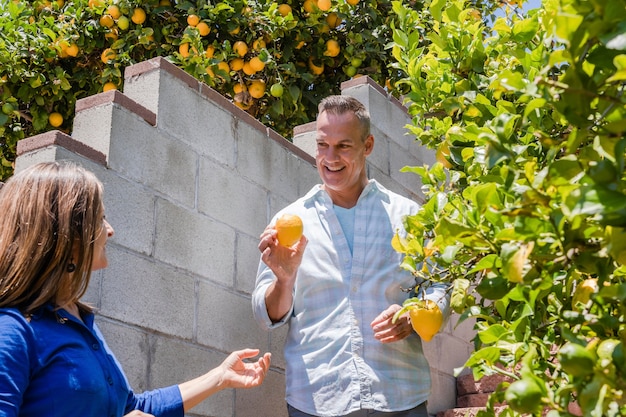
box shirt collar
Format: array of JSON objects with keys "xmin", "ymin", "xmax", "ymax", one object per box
[{"xmin": 305, "ymin": 179, "xmax": 382, "ymax": 206}]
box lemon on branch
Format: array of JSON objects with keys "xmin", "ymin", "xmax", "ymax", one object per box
[{"xmin": 392, "ymin": 298, "xmax": 443, "ymax": 342}]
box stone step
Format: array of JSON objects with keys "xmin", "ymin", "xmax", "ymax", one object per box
[{"xmin": 436, "ymin": 406, "xmax": 507, "ymax": 417}]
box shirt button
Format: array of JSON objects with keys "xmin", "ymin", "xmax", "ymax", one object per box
[
  {"xmin": 107, "ymin": 377, "xmax": 114, "ymax": 385},
  {"xmin": 92, "ymin": 343, "xmax": 99, "ymax": 350}
]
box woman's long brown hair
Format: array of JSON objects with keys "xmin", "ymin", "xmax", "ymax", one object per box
[{"xmin": 0, "ymin": 161, "xmax": 104, "ymax": 315}]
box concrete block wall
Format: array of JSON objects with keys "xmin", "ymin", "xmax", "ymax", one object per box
[{"xmin": 14, "ymin": 56, "xmax": 474, "ymax": 416}]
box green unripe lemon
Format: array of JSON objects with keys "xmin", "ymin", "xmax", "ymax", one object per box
[{"xmin": 504, "ymin": 378, "xmax": 543, "ymax": 414}]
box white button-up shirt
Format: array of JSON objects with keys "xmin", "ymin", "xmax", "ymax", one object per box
[{"xmin": 252, "ymin": 180, "xmax": 449, "ymax": 416}]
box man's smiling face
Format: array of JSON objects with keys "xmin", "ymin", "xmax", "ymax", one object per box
[{"xmin": 315, "ymin": 110, "xmax": 373, "ymax": 208}]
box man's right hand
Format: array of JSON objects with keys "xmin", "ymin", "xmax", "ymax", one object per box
[{"xmin": 258, "ymin": 224, "xmax": 307, "ymax": 321}]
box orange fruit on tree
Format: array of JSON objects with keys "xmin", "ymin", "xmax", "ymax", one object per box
[
  {"xmin": 308, "ymin": 57, "xmax": 324, "ymax": 75},
  {"xmin": 101, "ymin": 47, "xmax": 116, "ymax": 64},
  {"xmin": 318, "ymin": 0, "xmax": 331, "ymax": 11},
  {"xmin": 229, "ymin": 58, "xmax": 244, "ymax": 71},
  {"xmin": 252, "ymin": 38, "xmax": 266, "ymax": 50},
  {"xmin": 249, "ymin": 56, "xmax": 265, "ymax": 72},
  {"xmin": 277, "ymin": 3, "xmax": 292, "ymax": 16},
  {"xmin": 88, "ymin": 0, "xmax": 103, "ymax": 8},
  {"xmin": 205, "ymin": 44, "xmax": 215, "ymax": 58},
  {"xmin": 303, "ymin": 0, "xmax": 316, "ymax": 13},
  {"xmin": 408, "ymin": 300, "xmax": 443, "ymax": 342},
  {"xmin": 99, "ymin": 14, "xmax": 114, "ymax": 28},
  {"xmin": 233, "ymin": 83, "xmax": 247, "ymax": 94},
  {"xmin": 187, "ymin": 14, "xmax": 200, "ymax": 27},
  {"xmin": 196, "ymin": 21, "xmax": 210, "ymax": 36},
  {"xmin": 248, "ymin": 79, "xmax": 266, "ymax": 99},
  {"xmin": 131, "ymin": 8, "xmax": 146, "ymax": 24},
  {"xmin": 275, "ymin": 214, "xmax": 303, "ymax": 247},
  {"xmin": 105, "ymin": 28, "xmax": 118, "ymax": 41},
  {"xmin": 326, "ymin": 12, "xmax": 341, "ymax": 28},
  {"xmin": 107, "ymin": 4, "xmax": 121, "ymax": 19},
  {"xmin": 233, "ymin": 41, "xmax": 248, "ymax": 57},
  {"xmin": 179, "ymin": 43, "xmax": 190, "ymax": 58},
  {"xmin": 324, "ymin": 39, "xmax": 340, "ymax": 57},
  {"xmin": 346, "ymin": 0, "xmax": 359, "ymax": 5},
  {"xmin": 242, "ymin": 61, "xmax": 256, "ymax": 76},
  {"xmin": 103, "ymin": 82, "xmax": 117, "ymax": 91},
  {"xmin": 65, "ymin": 43, "xmax": 79, "ymax": 57},
  {"xmin": 48, "ymin": 112, "xmax": 63, "ymax": 127}
]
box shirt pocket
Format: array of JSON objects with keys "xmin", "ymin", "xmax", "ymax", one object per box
[{"xmin": 51, "ymin": 350, "xmax": 108, "ymax": 394}]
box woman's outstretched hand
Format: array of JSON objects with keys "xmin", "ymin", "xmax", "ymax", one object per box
[{"xmin": 219, "ymin": 348, "xmax": 272, "ymax": 389}]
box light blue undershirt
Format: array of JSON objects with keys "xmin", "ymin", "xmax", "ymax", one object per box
[{"xmin": 334, "ymin": 204, "xmax": 355, "ymax": 255}]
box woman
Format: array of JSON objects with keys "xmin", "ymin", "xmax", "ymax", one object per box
[{"xmin": 0, "ymin": 161, "xmax": 271, "ymax": 417}]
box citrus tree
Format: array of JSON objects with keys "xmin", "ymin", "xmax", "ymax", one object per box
[
  {"xmin": 0, "ymin": 0, "xmax": 414, "ymax": 181},
  {"xmin": 390, "ymin": 0, "xmax": 626, "ymax": 414}
]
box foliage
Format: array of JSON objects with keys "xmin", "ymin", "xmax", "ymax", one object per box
[
  {"xmin": 391, "ymin": 0, "xmax": 626, "ymax": 414},
  {"xmin": 0, "ymin": 0, "xmax": 416, "ymax": 180}
]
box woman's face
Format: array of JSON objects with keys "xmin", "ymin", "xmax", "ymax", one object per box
[{"xmin": 91, "ymin": 216, "xmax": 114, "ymax": 271}]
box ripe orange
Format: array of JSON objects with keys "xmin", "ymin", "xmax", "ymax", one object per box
[
  {"xmin": 318, "ymin": 0, "xmax": 331, "ymax": 11},
  {"xmin": 324, "ymin": 39, "xmax": 340, "ymax": 57},
  {"xmin": 248, "ymin": 80, "xmax": 266, "ymax": 99},
  {"xmin": 131, "ymin": 8, "xmax": 146, "ymax": 24},
  {"xmin": 233, "ymin": 41, "xmax": 248, "ymax": 57},
  {"xmin": 303, "ymin": 0, "xmax": 316, "ymax": 13},
  {"xmin": 229, "ymin": 58, "xmax": 244, "ymax": 71},
  {"xmin": 276, "ymin": 214, "xmax": 303, "ymax": 247},
  {"xmin": 308, "ymin": 57, "xmax": 324, "ymax": 75},
  {"xmin": 346, "ymin": 0, "xmax": 359, "ymax": 4},
  {"xmin": 65, "ymin": 43, "xmax": 79, "ymax": 57},
  {"xmin": 277, "ymin": 3, "xmax": 292, "ymax": 16},
  {"xmin": 249, "ymin": 56, "xmax": 265, "ymax": 72},
  {"xmin": 99, "ymin": 14, "xmax": 114, "ymax": 28},
  {"xmin": 103, "ymin": 82, "xmax": 117, "ymax": 91},
  {"xmin": 242, "ymin": 61, "xmax": 256, "ymax": 75},
  {"xmin": 252, "ymin": 38, "xmax": 266, "ymax": 50},
  {"xmin": 326, "ymin": 12, "xmax": 341, "ymax": 28},
  {"xmin": 101, "ymin": 47, "xmax": 116, "ymax": 64},
  {"xmin": 187, "ymin": 14, "xmax": 200, "ymax": 27},
  {"xmin": 196, "ymin": 21, "xmax": 210, "ymax": 36},
  {"xmin": 205, "ymin": 44, "xmax": 215, "ymax": 58},
  {"xmin": 107, "ymin": 4, "xmax": 121, "ymax": 19},
  {"xmin": 48, "ymin": 112, "xmax": 63, "ymax": 127}
]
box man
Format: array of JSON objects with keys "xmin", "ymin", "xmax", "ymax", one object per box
[{"xmin": 252, "ymin": 95, "xmax": 449, "ymax": 417}]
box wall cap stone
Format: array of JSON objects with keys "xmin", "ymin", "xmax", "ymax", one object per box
[
  {"xmin": 75, "ymin": 89, "xmax": 156, "ymax": 127},
  {"xmin": 16, "ymin": 130, "xmax": 107, "ymax": 166}
]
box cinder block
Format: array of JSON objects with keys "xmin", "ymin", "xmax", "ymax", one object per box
[
  {"xmin": 154, "ymin": 199, "xmax": 235, "ymax": 284},
  {"xmin": 99, "ymin": 247, "xmax": 196, "ymax": 339},
  {"xmin": 369, "ymin": 126, "xmax": 391, "ymax": 175},
  {"xmin": 107, "ymin": 107, "xmax": 197, "ymax": 207},
  {"xmin": 149, "ymin": 335, "xmax": 233, "ymax": 416},
  {"xmin": 197, "ymin": 282, "xmax": 268, "ymax": 352},
  {"xmin": 236, "ymin": 232, "xmax": 264, "ymax": 295},
  {"xmin": 236, "ymin": 368, "xmax": 287, "ymax": 417},
  {"xmin": 96, "ymin": 169, "xmax": 156, "ymax": 257},
  {"xmin": 198, "ymin": 157, "xmax": 268, "ymax": 238},
  {"xmin": 96, "ymin": 318, "xmax": 150, "ymax": 392},
  {"xmin": 428, "ymin": 370, "xmax": 457, "ymax": 415}
]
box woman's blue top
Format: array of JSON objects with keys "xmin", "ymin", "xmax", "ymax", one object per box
[{"xmin": 0, "ymin": 305, "xmax": 183, "ymax": 417}]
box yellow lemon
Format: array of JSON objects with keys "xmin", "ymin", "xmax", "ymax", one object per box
[{"xmin": 409, "ymin": 300, "xmax": 443, "ymax": 342}]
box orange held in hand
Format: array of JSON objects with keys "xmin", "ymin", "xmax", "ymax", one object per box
[{"xmin": 275, "ymin": 214, "xmax": 303, "ymax": 247}]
